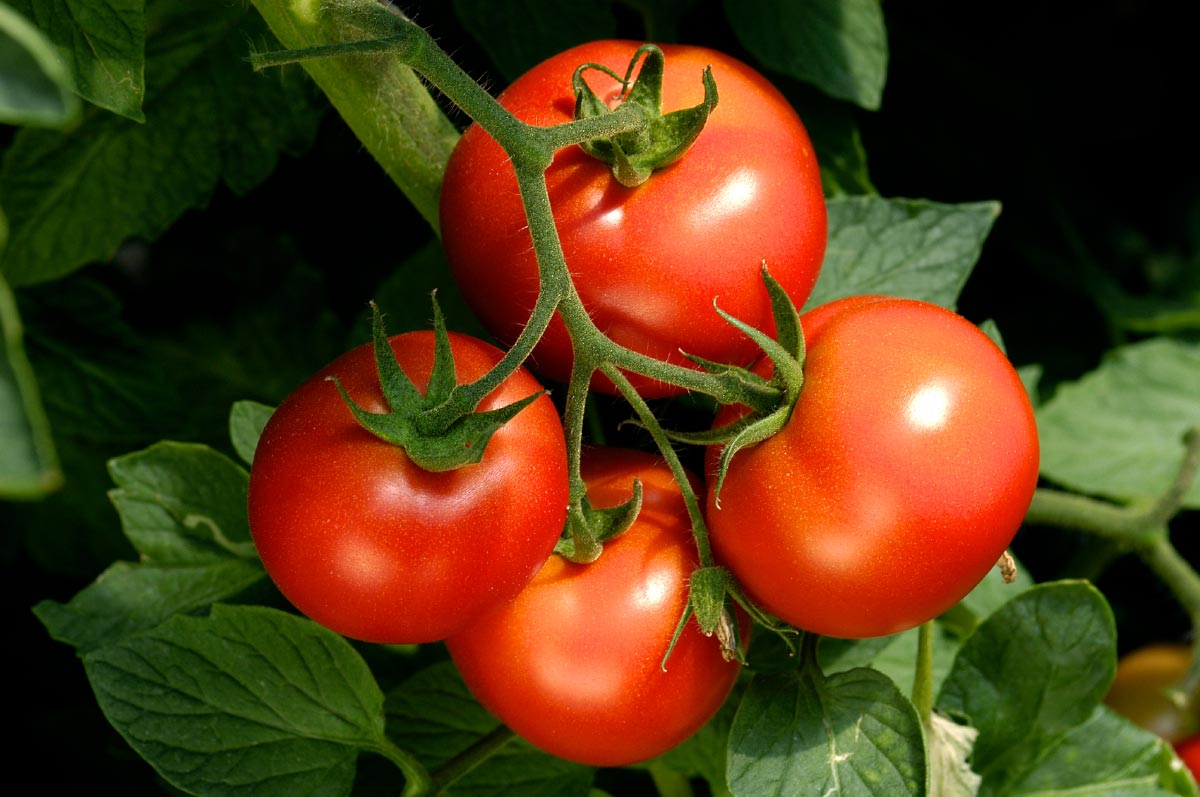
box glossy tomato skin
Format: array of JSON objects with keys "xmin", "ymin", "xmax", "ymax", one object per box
[
  {"xmin": 440, "ymin": 40, "xmax": 827, "ymax": 397},
  {"xmin": 447, "ymin": 447, "xmax": 745, "ymax": 767},
  {"xmin": 1106, "ymin": 643, "xmax": 1198, "ymax": 743},
  {"xmin": 706, "ymin": 296, "xmax": 1040, "ymax": 638},
  {"xmin": 247, "ymin": 331, "xmax": 568, "ymax": 645}
]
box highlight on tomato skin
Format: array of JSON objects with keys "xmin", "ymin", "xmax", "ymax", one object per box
[
  {"xmin": 439, "ymin": 39, "xmax": 827, "ymax": 398},
  {"xmin": 705, "ymin": 295, "xmax": 1041, "ymax": 639},
  {"xmin": 446, "ymin": 446, "xmax": 746, "ymax": 768},
  {"xmin": 246, "ymin": 330, "xmax": 570, "ymax": 645}
]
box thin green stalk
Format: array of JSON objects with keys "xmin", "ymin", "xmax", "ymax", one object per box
[
  {"xmin": 912, "ymin": 621, "xmax": 935, "ymax": 725},
  {"xmin": 600, "ymin": 362, "xmax": 715, "ymax": 567},
  {"xmin": 428, "ymin": 726, "xmax": 517, "ymax": 794},
  {"xmin": 419, "ymin": 162, "xmax": 568, "ymax": 431},
  {"xmin": 561, "ymin": 357, "xmax": 604, "ymax": 563},
  {"xmin": 249, "ymin": 34, "xmax": 413, "ymax": 68},
  {"xmin": 372, "ymin": 738, "xmax": 432, "ymax": 797},
  {"xmin": 1145, "ymin": 428, "xmax": 1200, "ymax": 528}
]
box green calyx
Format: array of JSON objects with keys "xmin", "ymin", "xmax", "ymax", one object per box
[
  {"xmin": 330, "ymin": 300, "xmax": 542, "ymax": 473},
  {"xmin": 555, "ymin": 478, "xmax": 644, "ymax": 563},
  {"xmin": 661, "ymin": 566, "xmax": 747, "ymax": 668},
  {"xmin": 664, "ymin": 267, "xmax": 807, "ymax": 503},
  {"xmin": 574, "ymin": 44, "xmax": 718, "ymax": 188}
]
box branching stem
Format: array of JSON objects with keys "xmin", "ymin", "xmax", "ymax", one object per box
[{"xmin": 1025, "ymin": 427, "xmax": 1200, "ymax": 621}]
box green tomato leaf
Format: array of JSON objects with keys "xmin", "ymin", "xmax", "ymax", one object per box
[
  {"xmin": 727, "ymin": 666, "xmax": 926, "ymax": 797},
  {"xmin": 0, "ymin": 267, "xmax": 61, "ymax": 498},
  {"xmin": 34, "ymin": 558, "xmax": 266, "ymax": 655},
  {"xmin": 8, "ymin": 0, "xmax": 144, "ymax": 121},
  {"xmin": 229, "ymin": 400, "xmax": 275, "ymax": 466},
  {"xmin": 723, "ymin": 0, "xmax": 888, "ymax": 110},
  {"xmin": 799, "ymin": 95, "xmax": 875, "ymax": 196},
  {"xmin": 158, "ymin": 240, "xmax": 346, "ymax": 409},
  {"xmin": 1037, "ymin": 337, "xmax": 1200, "ymax": 508},
  {"xmin": 0, "ymin": 2, "xmax": 81, "ymax": 127},
  {"xmin": 83, "ymin": 604, "xmax": 389, "ymax": 797},
  {"xmin": 106, "ymin": 441, "xmax": 256, "ymax": 562},
  {"xmin": 0, "ymin": 4, "xmax": 323, "ymax": 286},
  {"xmin": 1005, "ymin": 706, "xmax": 1195, "ymax": 797},
  {"xmin": 454, "ymin": 0, "xmax": 617, "ymax": 82},
  {"xmin": 806, "ymin": 196, "xmax": 1000, "ymax": 311},
  {"xmin": 944, "ymin": 554, "xmax": 1036, "ymax": 636},
  {"xmin": 33, "ymin": 441, "xmax": 266, "ymax": 653},
  {"xmin": 386, "ymin": 661, "xmax": 595, "ymax": 796},
  {"xmin": 615, "ymin": 0, "xmax": 698, "ymax": 41},
  {"xmin": 818, "ymin": 635, "xmax": 899, "ymax": 674},
  {"xmin": 19, "ymin": 279, "xmax": 186, "ymax": 445},
  {"xmin": 937, "ymin": 581, "xmax": 1118, "ymax": 794}
]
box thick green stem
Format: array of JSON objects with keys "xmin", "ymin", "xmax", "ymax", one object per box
[
  {"xmin": 1024, "ymin": 428, "xmax": 1200, "ymax": 624},
  {"xmin": 1024, "ymin": 488, "xmax": 1159, "ymax": 543},
  {"xmin": 1140, "ymin": 536, "xmax": 1200, "ymax": 628},
  {"xmin": 248, "ymin": 1, "xmax": 458, "ymax": 233}
]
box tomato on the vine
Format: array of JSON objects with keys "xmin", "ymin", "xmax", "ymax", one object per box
[
  {"xmin": 706, "ymin": 296, "xmax": 1040, "ymax": 638},
  {"xmin": 439, "ymin": 40, "xmax": 827, "ymax": 397},
  {"xmin": 447, "ymin": 447, "xmax": 745, "ymax": 767},
  {"xmin": 1106, "ymin": 643, "xmax": 1198, "ymax": 743},
  {"xmin": 247, "ymin": 331, "xmax": 569, "ymax": 645}
]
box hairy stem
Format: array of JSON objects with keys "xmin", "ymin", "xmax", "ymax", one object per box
[{"xmin": 600, "ymin": 363, "xmax": 715, "ymax": 567}]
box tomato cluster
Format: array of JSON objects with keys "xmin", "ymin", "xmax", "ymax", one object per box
[{"xmin": 247, "ymin": 39, "xmax": 1040, "ymax": 769}]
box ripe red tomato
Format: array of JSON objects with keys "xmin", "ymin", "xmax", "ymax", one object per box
[
  {"xmin": 247, "ymin": 331, "xmax": 568, "ymax": 644},
  {"xmin": 1106, "ymin": 643, "xmax": 1197, "ymax": 743},
  {"xmin": 446, "ymin": 447, "xmax": 744, "ymax": 767},
  {"xmin": 439, "ymin": 40, "xmax": 827, "ymax": 397},
  {"xmin": 705, "ymin": 296, "xmax": 1040, "ymax": 638}
]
